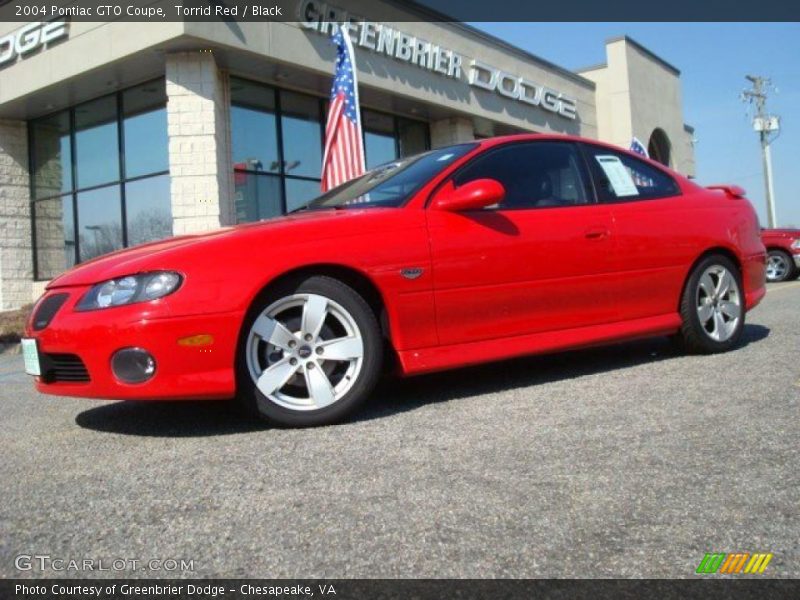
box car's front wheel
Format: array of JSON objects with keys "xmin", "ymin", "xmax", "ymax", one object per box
[
  {"xmin": 766, "ymin": 249, "xmax": 795, "ymax": 282},
  {"xmin": 236, "ymin": 275, "xmax": 383, "ymax": 427},
  {"xmin": 677, "ymin": 255, "xmax": 745, "ymax": 354}
]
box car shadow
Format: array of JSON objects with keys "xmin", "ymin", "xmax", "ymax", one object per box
[
  {"xmin": 75, "ymin": 324, "xmax": 770, "ymax": 437},
  {"xmin": 356, "ymin": 323, "xmax": 771, "ymax": 423}
]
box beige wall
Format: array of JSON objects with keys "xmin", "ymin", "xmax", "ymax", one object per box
[
  {"xmin": 579, "ymin": 37, "xmax": 695, "ymax": 177},
  {"xmin": 181, "ymin": 19, "xmax": 596, "ymax": 139}
]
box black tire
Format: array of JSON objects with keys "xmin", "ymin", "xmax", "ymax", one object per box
[
  {"xmin": 235, "ymin": 275, "xmax": 383, "ymax": 427},
  {"xmin": 766, "ymin": 249, "xmax": 796, "ymax": 282},
  {"xmin": 678, "ymin": 254, "xmax": 745, "ymax": 354}
]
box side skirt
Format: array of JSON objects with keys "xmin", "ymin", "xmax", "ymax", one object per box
[{"xmin": 397, "ymin": 313, "xmax": 682, "ymax": 376}]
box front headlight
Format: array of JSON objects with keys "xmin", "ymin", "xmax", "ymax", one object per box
[
  {"xmin": 76, "ymin": 271, "xmax": 182, "ymax": 311},
  {"xmin": 791, "ymin": 238, "xmax": 800, "ymax": 250}
]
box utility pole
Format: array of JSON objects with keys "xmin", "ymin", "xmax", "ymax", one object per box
[{"xmin": 741, "ymin": 75, "xmax": 780, "ymax": 228}]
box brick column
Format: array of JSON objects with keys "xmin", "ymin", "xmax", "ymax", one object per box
[
  {"xmin": 430, "ymin": 117, "xmax": 475, "ymax": 148},
  {"xmin": 165, "ymin": 51, "xmax": 235, "ymax": 235},
  {"xmin": 0, "ymin": 119, "xmax": 33, "ymax": 311}
]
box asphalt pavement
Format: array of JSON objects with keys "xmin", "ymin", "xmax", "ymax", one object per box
[{"xmin": 1, "ymin": 282, "xmax": 798, "ymax": 579}]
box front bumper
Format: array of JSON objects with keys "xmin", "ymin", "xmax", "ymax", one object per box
[
  {"xmin": 26, "ymin": 287, "xmax": 243, "ymax": 401},
  {"xmin": 794, "ymin": 253, "xmax": 800, "ymax": 269}
]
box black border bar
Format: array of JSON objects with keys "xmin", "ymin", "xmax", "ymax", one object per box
[
  {"xmin": 0, "ymin": 0, "xmax": 798, "ymax": 22},
  {"xmin": 4, "ymin": 579, "xmax": 800, "ymax": 600}
]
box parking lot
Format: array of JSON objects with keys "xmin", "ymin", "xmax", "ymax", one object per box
[{"xmin": 1, "ymin": 282, "xmax": 798, "ymax": 579}]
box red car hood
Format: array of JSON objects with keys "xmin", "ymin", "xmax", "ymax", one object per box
[{"xmin": 47, "ymin": 208, "xmax": 392, "ymax": 288}]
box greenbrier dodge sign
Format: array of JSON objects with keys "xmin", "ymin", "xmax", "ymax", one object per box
[{"xmin": 300, "ymin": 0, "xmax": 579, "ymax": 120}]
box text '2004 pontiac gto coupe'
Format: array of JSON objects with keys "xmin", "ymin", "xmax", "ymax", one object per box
[{"xmin": 23, "ymin": 135, "xmax": 766, "ymax": 427}]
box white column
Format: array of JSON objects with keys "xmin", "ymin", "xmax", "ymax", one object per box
[
  {"xmin": 0, "ymin": 119, "xmax": 33, "ymax": 311},
  {"xmin": 165, "ymin": 51, "xmax": 235, "ymax": 235},
  {"xmin": 430, "ymin": 117, "xmax": 475, "ymax": 148}
]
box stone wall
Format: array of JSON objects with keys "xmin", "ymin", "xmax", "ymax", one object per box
[
  {"xmin": 0, "ymin": 119, "xmax": 33, "ymax": 311},
  {"xmin": 165, "ymin": 51, "xmax": 234, "ymax": 235}
]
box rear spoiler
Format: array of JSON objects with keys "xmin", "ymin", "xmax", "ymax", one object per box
[{"xmin": 707, "ymin": 184, "xmax": 746, "ymax": 198}]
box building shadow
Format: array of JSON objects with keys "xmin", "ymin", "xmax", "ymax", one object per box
[{"xmin": 75, "ymin": 324, "xmax": 770, "ymax": 437}]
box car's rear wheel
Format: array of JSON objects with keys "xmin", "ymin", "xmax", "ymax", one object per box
[
  {"xmin": 766, "ymin": 249, "xmax": 794, "ymax": 282},
  {"xmin": 236, "ymin": 275, "xmax": 382, "ymax": 427},
  {"xmin": 678, "ymin": 255, "xmax": 744, "ymax": 354}
]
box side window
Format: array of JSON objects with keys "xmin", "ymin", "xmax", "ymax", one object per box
[
  {"xmin": 583, "ymin": 144, "xmax": 680, "ymax": 202},
  {"xmin": 452, "ymin": 142, "xmax": 591, "ymax": 209}
]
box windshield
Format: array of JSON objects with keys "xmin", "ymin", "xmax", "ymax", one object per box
[{"xmin": 295, "ymin": 143, "xmax": 477, "ymax": 212}]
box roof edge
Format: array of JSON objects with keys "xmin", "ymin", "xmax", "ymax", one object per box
[
  {"xmin": 384, "ymin": 1, "xmax": 596, "ymax": 90},
  {"xmin": 606, "ymin": 35, "xmax": 681, "ymax": 76}
]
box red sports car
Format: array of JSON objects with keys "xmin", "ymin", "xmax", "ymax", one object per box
[
  {"xmin": 23, "ymin": 135, "xmax": 766, "ymax": 427},
  {"xmin": 761, "ymin": 228, "xmax": 800, "ymax": 282}
]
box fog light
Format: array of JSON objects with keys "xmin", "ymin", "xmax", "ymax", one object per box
[{"xmin": 111, "ymin": 348, "xmax": 156, "ymax": 384}]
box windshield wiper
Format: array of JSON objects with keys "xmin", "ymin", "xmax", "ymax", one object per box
[{"xmin": 288, "ymin": 204, "xmax": 348, "ymax": 214}]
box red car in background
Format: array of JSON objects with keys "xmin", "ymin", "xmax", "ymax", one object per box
[
  {"xmin": 22, "ymin": 135, "xmax": 766, "ymax": 427},
  {"xmin": 761, "ymin": 228, "xmax": 800, "ymax": 282}
]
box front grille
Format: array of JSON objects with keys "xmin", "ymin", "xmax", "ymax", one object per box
[
  {"xmin": 40, "ymin": 353, "xmax": 90, "ymax": 383},
  {"xmin": 32, "ymin": 293, "xmax": 69, "ymax": 330}
]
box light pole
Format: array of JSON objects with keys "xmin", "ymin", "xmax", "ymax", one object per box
[{"xmin": 742, "ymin": 75, "xmax": 780, "ymax": 228}]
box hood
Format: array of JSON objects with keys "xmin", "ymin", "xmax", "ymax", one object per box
[{"xmin": 46, "ymin": 208, "xmax": 394, "ymax": 288}]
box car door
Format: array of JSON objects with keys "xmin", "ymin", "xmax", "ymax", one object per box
[
  {"xmin": 426, "ymin": 140, "xmax": 619, "ymax": 347},
  {"xmin": 580, "ymin": 143, "xmax": 688, "ymax": 320}
]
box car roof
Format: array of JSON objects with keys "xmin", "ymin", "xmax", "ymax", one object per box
[{"xmin": 470, "ymin": 133, "xmax": 695, "ymax": 187}]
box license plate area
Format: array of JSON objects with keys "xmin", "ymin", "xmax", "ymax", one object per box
[{"xmin": 21, "ymin": 338, "xmax": 41, "ymax": 376}]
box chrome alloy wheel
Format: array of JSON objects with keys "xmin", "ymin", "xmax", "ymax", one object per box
[
  {"xmin": 766, "ymin": 253, "xmax": 789, "ymax": 282},
  {"xmin": 696, "ymin": 265, "xmax": 742, "ymax": 342},
  {"xmin": 245, "ymin": 293, "xmax": 365, "ymax": 411}
]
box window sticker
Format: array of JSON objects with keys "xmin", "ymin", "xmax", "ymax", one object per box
[{"xmin": 594, "ymin": 155, "xmax": 639, "ymax": 197}]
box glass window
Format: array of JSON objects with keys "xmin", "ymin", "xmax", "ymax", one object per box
[
  {"xmin": 398, "ymin": 118, "xmax": 428, "ymax": 158},
  {"xmin": 304, "ymin": 144, "xmax": 476, "ymax": 211},
  {"xmin": 281, "ymin": 92, "xmax": 322, "ymax": 179},
  {"xmin": 125, "ymin": 175, "xmax": 172, "ymax": 246},
  {"xmin": 77, "ymin": 186, "xmax": 123, "ymax": 262},
  {"xmin": 364, "ymin": 110, "xmax": 397, "ymax": 169},
  {"xmin": 31, "ymin": 111, "xmax": 72, "ymax": 199},
  {"xmin": 285, "ymin": 178, "xmax": 322, "ymax": 213},
  {"xmin": 74, "ymin": 95, "xmax": 119, "ymax": 189},
  {"xmin": 234, "ymin": 172, "xmax": 282, "ymax": 223},
  {"xmin": 365, "ymin": 132, "xmax": 397, "ymax": 170},
  {"xmin": 123, "ymin": 82, "xmax": 169, "ymax": 178},
  {"xmin": 454, "ymin": 142, "xmax": 591, "ymax": 209},
  {"xmin": 583, "ymin": 144, "xmax": 680, "ymax": 202},
  {"xmin": 228, "ymin": 78, "xmax": 430, "ymax": 222},
  {"xmin": 231, "ymin": 79, "xmax": 280, "ymax": 173},
  {"xmin": 34, "ymin": 196, "xmax": 75, "ymax": 279},
  {"xmin": 30, "ymin": 80, "xmax": 170, "ymax": 277}
]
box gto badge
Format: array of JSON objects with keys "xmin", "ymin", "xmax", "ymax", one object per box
[{"xmin": 400, "ymin": 267, "xmax": 424, "ymax": 280}]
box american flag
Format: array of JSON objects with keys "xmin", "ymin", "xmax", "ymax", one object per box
[
  {"xmin": 628, "ymin": 137, "xmax": 653, "ymax": 188},
  {"xmin": 321, "ymin": 25, "xmax": 365, "ymax": 192},
  {"xmin": 629, "ymin": 137, "xmax": 649, "ymax": 158}
]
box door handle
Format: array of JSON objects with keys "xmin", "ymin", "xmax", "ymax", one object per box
[{"xmin": 584, "ymin": 227, "xmax": 610, "ymax": 240}]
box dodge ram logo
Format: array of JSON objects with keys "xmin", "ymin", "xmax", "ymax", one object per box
[{"xmin": 0, "ymin": 20, "xmax": 69, "ymax": 68}]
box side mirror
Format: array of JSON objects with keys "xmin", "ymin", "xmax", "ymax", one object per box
[{"xmin": 431, "ymin": 178, "xmax": 506, "ymax": 212}]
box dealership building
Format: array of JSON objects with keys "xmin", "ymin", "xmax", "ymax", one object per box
[{"xmin": 0, "ymin": 2, "xmax": 697, "ymax": 311}]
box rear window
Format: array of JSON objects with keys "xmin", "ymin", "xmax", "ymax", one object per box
[{"xmin": 583, "ymin": 144, "xmax": 680, "ymax": 202}]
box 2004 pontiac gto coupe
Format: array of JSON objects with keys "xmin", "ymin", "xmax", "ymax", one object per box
[{"xmin": 23, "ymin": 135, "xmax": 767, "ymax": 427}]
